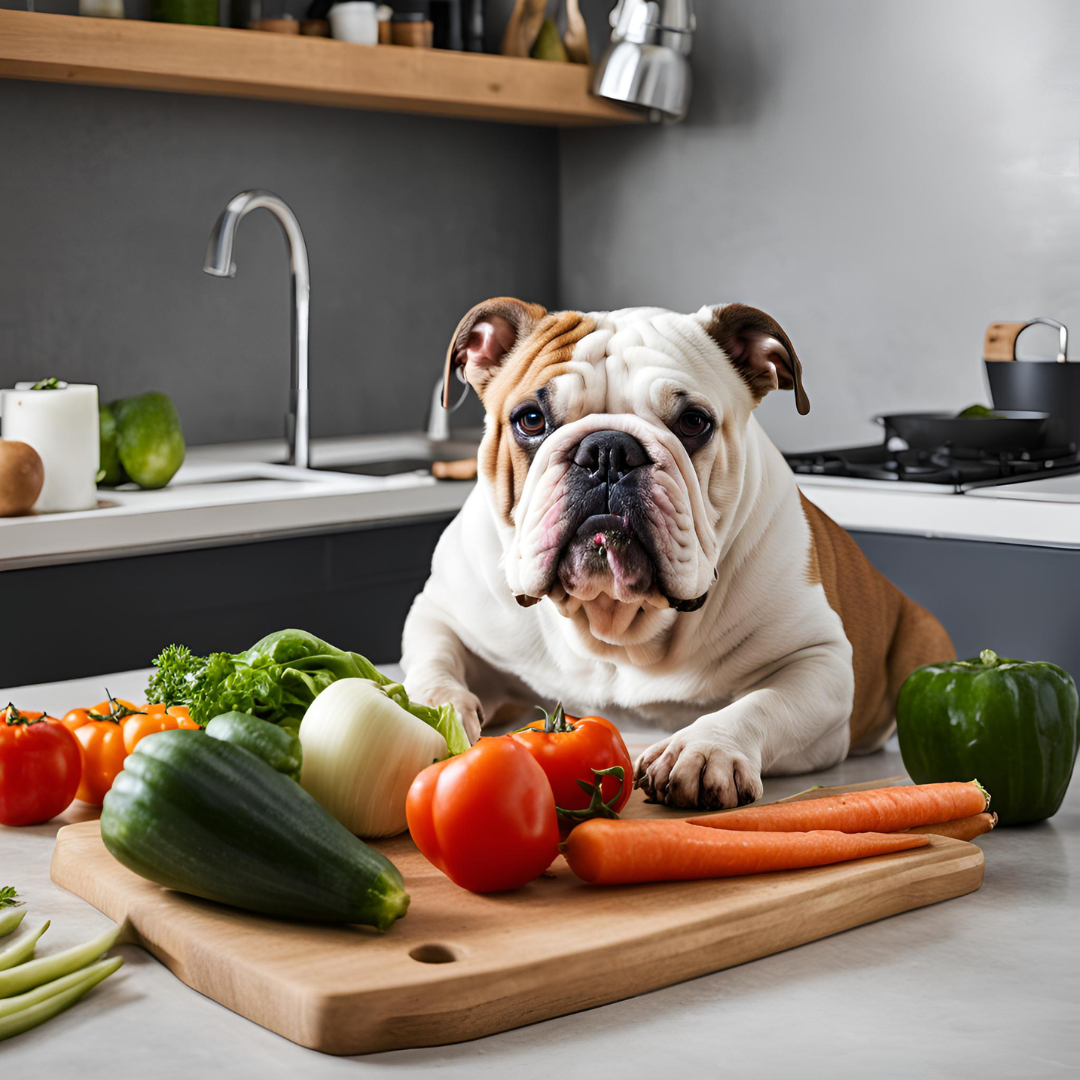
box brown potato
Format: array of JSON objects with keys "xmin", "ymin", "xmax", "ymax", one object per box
[{"xmin": 0, "ymin": 440, "xmax": 45, "ymax": 516}]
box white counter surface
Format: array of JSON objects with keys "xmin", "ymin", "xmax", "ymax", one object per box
[
  {"xmin": 3, "ymin": 668, "xmax": 1078, "ymax": 1079},
  {"xmin": 0, "ymin": 433, "xmax": 476, "ymax": 570},
  {"xmin": 4, "ymin": 430, "xmax": 1080, "ymax": 571}
]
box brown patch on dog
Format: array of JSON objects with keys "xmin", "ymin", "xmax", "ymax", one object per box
[
  {"xmin": 800, "ymin": 492, "xmax": 955, "ymax": 751},
  {"xmin": 706, "ymin": 303, "xmax": 810, "ymax": 415},
  {"xmin": 479, "ymin": 311, "xmax": 596, "ymax": 525},
  {"xmin": 442, "ymin": 297, "xmax": 549, "ymax": 408}
]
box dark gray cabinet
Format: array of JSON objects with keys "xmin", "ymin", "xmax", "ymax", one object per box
[{"xmin": 1, "ymin": 515, "xmax": 454, "ymax": 687}]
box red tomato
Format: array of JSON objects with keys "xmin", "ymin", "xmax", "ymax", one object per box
[
  {"xmin": 406, "ymin": 738, "xmax": 560, "ymax": 893},
  {"xmin": 508, "ymin": 705, "xmax": 633, "ymax": 820},
  {"xmin": 0, "ymin": 705, "xmax": 82, "ymax": 826}
]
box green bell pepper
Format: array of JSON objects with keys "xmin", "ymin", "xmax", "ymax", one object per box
[{"xmin": 896, "ymin": 649, "xmax": 1079, "ymax": 825}]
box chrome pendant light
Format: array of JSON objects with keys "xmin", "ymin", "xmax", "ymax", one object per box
[{"xmin": 592, "ymin": 0, "xmax": 696, "ymax": 123}]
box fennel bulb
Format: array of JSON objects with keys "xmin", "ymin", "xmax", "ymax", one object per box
[{"xmin": 300, "ymin": 678, "xmax": 448, "ymax": 838}]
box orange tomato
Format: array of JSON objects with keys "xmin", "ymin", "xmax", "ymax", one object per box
[
  {"xmin": 123, "ymin": 705, "xmax": 199, "ymax": 753},
  {"xmin": 69, "ymin": 720, "xmax": 127, "ymax": 805},
  {"xmin": 62, "ymin": 693, "xmax": 145, "ymax": 805}
]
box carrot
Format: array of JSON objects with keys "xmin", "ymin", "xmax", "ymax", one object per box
[
  {"xmin": 563, "ymin": 820, "xmax": 929, "ymax": 885},
  {"xmin": 905, "ymin": 812, "xmax": 997, "ymax": 842},
  {"xmin": 691, "ymin": 781, "xmax": 989, "ymax": 835}
]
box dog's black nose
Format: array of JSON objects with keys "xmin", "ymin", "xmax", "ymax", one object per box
[{"xmin": 573, "ymin": 430, "xmax": 650, "ymax": 485}]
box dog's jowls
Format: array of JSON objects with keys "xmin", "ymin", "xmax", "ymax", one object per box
[{"xmin": 402, "ymin": 298, "xmax": 954, "ymax": 809}]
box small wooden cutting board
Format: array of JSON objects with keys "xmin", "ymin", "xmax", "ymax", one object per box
[{"xmin": 50, "ymin": 786, "xmax": 984, "ymax": 1055}]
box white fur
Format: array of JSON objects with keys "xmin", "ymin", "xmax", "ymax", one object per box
[{"xmin": 402, "ymin": 307, "xmax": 854, "ymax": 809}]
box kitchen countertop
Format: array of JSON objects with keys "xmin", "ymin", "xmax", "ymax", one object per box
[
  {"xmin": 0, "ymin": 432, "xmax": 478, "ymax": 570},
  {"xmin": 5, "ymin": 431, "xmax": 1080, "ymax": 571},
  {"xmin": 4, "ymin": 669, "xmax": 1077, "ymax": 1079}
]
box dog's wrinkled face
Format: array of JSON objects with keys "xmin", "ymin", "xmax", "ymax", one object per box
[{"xmin": 444, "ymin": 299, "xmax": 808, "ymax": 648}]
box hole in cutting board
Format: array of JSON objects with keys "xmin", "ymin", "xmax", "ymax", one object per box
[{"xmin": 409, "ymin": 943, "xmax": 458, "ymax": 964}]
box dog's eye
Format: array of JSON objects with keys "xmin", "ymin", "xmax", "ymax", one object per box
[
  {"xmin": 676, "ymin": 410, "xmax": 712, "ymax": 440},
  {"xmin": 514, "ymin": 408, "xmax": 546, "ymax": 438}
]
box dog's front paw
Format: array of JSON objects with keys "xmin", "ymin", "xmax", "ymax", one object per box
[
  {"xmin": 408, "ymin": 683, "xmax": 484, "ymax": 744},
  {"xmin": 444, "ymin": 689, "xmax": 484, "ymax": 744},
  {"xmin": 634, "ymin": 726, "xmax": 763, "ymax": 810}
]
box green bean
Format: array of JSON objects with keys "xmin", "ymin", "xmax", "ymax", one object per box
[
  {"xmin": 0, "ymin": 924, "xmax": 119, "ymax": 998},
  {"xmin": 0, "ymin": 908, "xmax": 26, "ymax": 939},
  {"xmin": 0, "ymin": 956, "xmax": 123, "ymax": 1019},
  {"xmin": 0, "ymin": 922, "xmax": 49, "ymax": 971},
  {"xmin": 0, "ymin": 956, "xmax": 123, "ymax": 1040}
]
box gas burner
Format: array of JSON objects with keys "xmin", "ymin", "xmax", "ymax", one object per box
[{"xmin": 784, "ymin": 440, "xmax": 1080, "ymax": 491}]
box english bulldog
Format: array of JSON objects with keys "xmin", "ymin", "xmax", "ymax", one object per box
[{"xmin": 401, "ymin": 298, "xmax": 955, "ymax": 809}]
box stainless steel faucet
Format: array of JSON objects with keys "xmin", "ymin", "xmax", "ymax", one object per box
[
  {"xmin": 203, "ymin": 190, "xmax": 311, "ymax": 469},
  {"xmin": 427, "ymin": 377, "xmax": 450, "ymax": 442}
]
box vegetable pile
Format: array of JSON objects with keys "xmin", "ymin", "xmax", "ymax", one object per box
[
  {"xmin": 0, "ymin": 887, "xmax": 123, "ymax": 1042},
  {"xmin": 13, "ymin": 632, "xmax": 1073, "ymax": 957},
  {"xmin": 145, "ymin": 629, "xmax": 467, "ymax": 752}
]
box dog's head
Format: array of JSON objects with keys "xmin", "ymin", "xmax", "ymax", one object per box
[{"xmin": 444, "ymin": 299, "xmax": 809, "ymax": 648}]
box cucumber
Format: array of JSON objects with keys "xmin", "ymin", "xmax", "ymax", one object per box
[
  {"xmin": 205, "ymin": 711, "xmax": 302, "ymax": 781},
  {"xmin": 100, "ymin": 730, "xmax": 408, "ymax": 929}
]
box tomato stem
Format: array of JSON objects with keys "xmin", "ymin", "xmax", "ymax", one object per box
[
  {"xmin": 556, "ymin": 765, "xmax": 626, "ymax": 823},
  {"xmin": 88, "ymin": 690, "xmax": 145, "ymax": 724},
  {"xmin": 2, "ymin": 704, "xmax": 50, "ymax": 727},
  {"xmin": 535, "ymin": 702, "xmax": 575, "ymax": 734}
]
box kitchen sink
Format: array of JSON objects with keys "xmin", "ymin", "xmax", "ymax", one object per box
[
  {"xmin": 183, "ymin": 431, "xmax": 482, "ymax": 482},
  {"xmin": 308, "ymin": 435, "xmax": 481, "ymax": 477}
]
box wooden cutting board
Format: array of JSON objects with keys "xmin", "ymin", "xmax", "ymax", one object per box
[{"xmin": 51, "ymin": 790, "xmax": 984, "ymax": 1056}]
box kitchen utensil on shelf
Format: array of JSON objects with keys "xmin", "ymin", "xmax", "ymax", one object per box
[
  {"xmin": 392, "ymin": 2, "xmax": 434, "ymax": 46},
  {"xmin": 984, "ymin": 318, "xmax": 1080, "ymax": 447},
  {"xmin": 563, "ymin": 0, "xmax": 590, "ymax": 62},
  {"xmin": 151, "ymin": 0, "xmax": 216, "ymax": 24},
  {"xmin": 501, "ymin": 0, "xmax": 545, "ymax": 56},
  {"xmin": 430, "ymin": 0, "xmax": 463, "ymax": 49},
  {"xmin": 875, "ymin": 411, "xmax": 1051, "ymax": 452},
  {"xmin": 329, "ymin": 0, "xmax": 377, "ymax": 42},
  {"xmin": 79, "ymin": 0, "xmax": 124, "ymax": 18},
  {"xmin": 253, "ymin": 15, "xmax": 300, "ymax": 31},
  {"xmin": 592, "ymin": 0, "xmax": 695, "ymax": 122},
  {"xmin": 461, "ymin": 0, "xmax": 483, "ymax": 50},
  {"xmin": 0, "ymin": 382, "xmax": 100, "ymax": 513}
]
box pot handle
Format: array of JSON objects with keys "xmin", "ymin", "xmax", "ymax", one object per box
[
  {"xmin": 986, "ymin": 318, "xmax": 1068, "ymax": 362},
  {"xmin": 1021, "ymin": 317, "xmax": 1068, "ymax": 363}
]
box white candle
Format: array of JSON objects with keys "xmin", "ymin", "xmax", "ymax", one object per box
[{"xmin": 0, "ymin": 383, "xmax": 100, "ymax": 513}]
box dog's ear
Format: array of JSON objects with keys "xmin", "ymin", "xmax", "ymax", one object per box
[
  {"xmin": 704, "ymin": 303, "xmax": 810, "ymax": 415},
  {"xmin": 442, "ymin": 297, "xmax": 548, "ymax": 408}
]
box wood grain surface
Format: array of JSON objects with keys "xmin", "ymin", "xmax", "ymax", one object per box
[
  {"xmin": 984, "ymin": 321, "xmax": 1027, "ymax": 361},
  {"xmin": 0, "ymin": 10, "xmax": 641, "ymax": 127},
  {"xmin": 50, "ymin": 787, "xmax": 984, "ymax": 1055}
]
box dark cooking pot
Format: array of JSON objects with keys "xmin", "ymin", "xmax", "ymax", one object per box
[
  {"xmin": 984, "ymin": 318, "xmax": 1080, "ymax": 447},
  {"xmin": 876, "ymin": 411, "xmax": 1051, "ymax": 451}
]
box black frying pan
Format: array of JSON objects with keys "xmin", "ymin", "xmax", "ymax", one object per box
[{"xmin": 875, "ymin": 411, "xmax": 1051, "ymax": 451}]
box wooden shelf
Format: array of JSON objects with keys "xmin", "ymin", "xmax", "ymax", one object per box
[{"xmin": 0, "ymin": 9, "xmax": 643, "ymax": 126}]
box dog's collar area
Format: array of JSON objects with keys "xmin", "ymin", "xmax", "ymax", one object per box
[{"xmin": 666, "ymin": 591, "xmax": 709, "ymax": 613}]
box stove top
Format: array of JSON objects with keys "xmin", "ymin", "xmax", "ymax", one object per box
[{"xmin": 784, "ymin": 441, "xmax": 1080, "ymax": 492}]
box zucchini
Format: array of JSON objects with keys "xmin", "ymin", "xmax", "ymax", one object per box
[
  {"xmin": 100, "ymin": 730, "xmax": 408, "ymax": 929},
  {"xmin": 205, "ymin": 711, "xmax": 302, "ymax": 781}
]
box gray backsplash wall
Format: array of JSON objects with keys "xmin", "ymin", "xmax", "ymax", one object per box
[
  {"xmin": 5, "ymin": 1, "xmax": 1076, "ymax": 452},
  {"xmin": 563, "ymin": 0, "xmax": 1080, "ymax": 452},
  {"xmin": 0, "ymin": 64, "xmax": 551, "ymax": 444}
]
